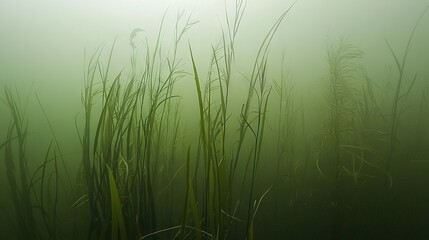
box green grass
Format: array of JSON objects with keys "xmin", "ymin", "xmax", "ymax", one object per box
[
  {"xmin": 1, "ymin": 1, "xmax": 429, "ymax": 239},
  {"xmin": 384, "ymin": 6, "xmax": 429, "ymax": 173},
  {"xmin": 1, "ymin": 87, "xmax": 62, "ymax": 239}
]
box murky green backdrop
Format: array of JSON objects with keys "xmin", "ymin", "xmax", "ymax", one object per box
[{"xmin": 1, "ymin": 0, "xmax": 428, "ymax": 239}]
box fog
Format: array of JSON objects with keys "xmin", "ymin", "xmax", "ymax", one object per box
[
  {"xmin": 1, "ymin": 0, "xmax": 428, "ymax": 86},
  {"xmin": 1, "ymin": 0, "xmax": 427, "ymax": 134},
  {"xmin": 1, "ymin": 0, "xmax": 428, "ymax": 239}
]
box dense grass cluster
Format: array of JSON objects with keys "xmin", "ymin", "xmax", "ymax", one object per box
[{"xmin": 1, "ymin": 2, "xmax": 428, "ymax": 239}]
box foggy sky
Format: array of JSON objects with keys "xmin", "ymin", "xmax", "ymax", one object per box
[{"xmin": 0, "ymin": 0, "xmax": 428, "ymax": 108}]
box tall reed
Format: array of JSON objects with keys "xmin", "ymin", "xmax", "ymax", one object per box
[
  {"xmin": 322, "ymin": 40, "xmax": 363, "ymax": 239},
  {"xmin": 384, "ymin": 6, "xmax": 428, "ymax": 173}
]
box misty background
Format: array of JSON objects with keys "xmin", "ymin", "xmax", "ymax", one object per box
[
  {"xmin": 0, "ymin": 0, "xmax": 428, "ymax": 238},
  {"xmin": 1, "ymin": 0, "xmax": 428, "ymax": 157}
]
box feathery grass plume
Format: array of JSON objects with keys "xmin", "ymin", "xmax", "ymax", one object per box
[
  {"xmin": 323, "ymin": 39, "xmax": 363, "ymax": 239},
  {"xmin": 321, "ymin": 39, "xmax": 392, "ymax": 238}
]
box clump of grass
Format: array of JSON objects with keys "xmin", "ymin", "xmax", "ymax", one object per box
[
  {"xmin": 1, "ymin": 87, "xmax": 60, "ymax": 239},
  {"xmin": 4, "ymin": 1, "xmax": 429, "ymax": 239},
  {"xmin": 188, "ymin": 1, "xmax": 297, "ymax": 239},
  {"xmin": 2, "ymin": 87, "xmax": 38, "ymax": 239},
  {"xmin": 76, "ymin": 11, "xmax": 196, "ymax": 239},
  {"xmin": 185, "ymin": 1, "xmax": 247, "ymax": 238}
]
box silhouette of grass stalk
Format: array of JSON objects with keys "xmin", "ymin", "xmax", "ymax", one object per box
[
  {"xmin": 2, "ymin": 88, "xmax": 61, "ymax": 239},
  {"xmin": 78, "ymin": 11, "xmax": 195, "ymax": 239},
  {"xmin": 2, "ymin": 88, "xmax": 39, "ymax": 239},
  {"xmin": 323, "ymin": 40, "xmax": 363, "ymax": 239},
  {"xmin": 384, "ymin": 6, "xmax": 428, "ymax": 173}
]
